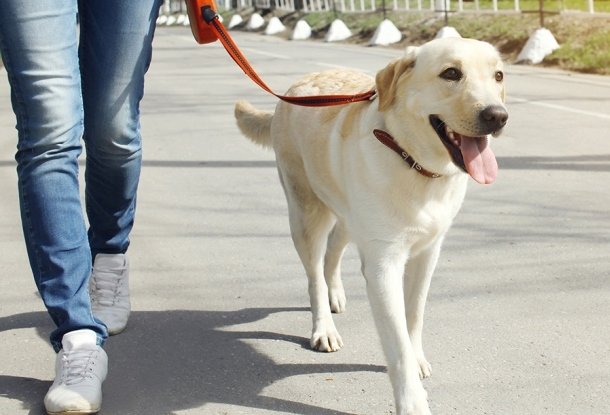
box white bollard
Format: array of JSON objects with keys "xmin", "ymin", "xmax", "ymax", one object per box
[
  {"xmin": 265, "ymin": 17, "xmax": 286, "ymax": 35},
  {"xmin": 435, "ymin": 26, "xmax": 461, "ymax": 39},
  {"xmin": 369, "ymin": 19, "xmax": 402, "ymax": 46},
  {"xmin": 516, "ymin": 28, "xmax": 560, "ymax": 64},
  {"xmin": 228, "ymin": 14, "xmax": 243, "ymax": 29},
  {"xmin": 325, "ymin": 19, "xmax": 352, "ymax": 42},
  {"xmin": 246, "ymin": 13, "xmax": 265, "ymax": 30},
  {"xmin": 291, "ymin": 19, "xmax": 312, "ymax": 40}
]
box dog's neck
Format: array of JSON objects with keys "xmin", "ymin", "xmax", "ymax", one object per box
[{"xmin": 372, "ymin": 129, "xmax": 443, "ymax": 179}]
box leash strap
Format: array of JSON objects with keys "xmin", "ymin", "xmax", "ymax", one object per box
[{"xmin": 200, "ymin": 7, "xmax": 376, "ymax": 107}]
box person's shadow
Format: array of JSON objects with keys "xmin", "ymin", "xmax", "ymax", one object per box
[{"xmin": 0, "ymin": 308, "xmax": 385, "ymax": 414}]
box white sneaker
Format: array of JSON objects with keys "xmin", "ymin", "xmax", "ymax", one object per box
[
  {"xmin": 44, "ymin": 329, "xmax": 108, "ymax": 415},
  {"xmin": 89, "ymin": 253, "xmax": 131, "ymax": 335}
]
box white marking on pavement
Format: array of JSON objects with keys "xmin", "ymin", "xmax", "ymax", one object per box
[
  {"xmin": 510, "ymin": 97, "xmax": 610, "ymax": 120},
  {"xmin": 241, "ymin": 47, "xmax": 290, "ymax": 60},
  {"xmin": 314, "ymin": 62, "xmax": 350, "ymax": 69},
  {"xmin": 228, "ymin": 46, "xmax": 373, "ymax": 73}
]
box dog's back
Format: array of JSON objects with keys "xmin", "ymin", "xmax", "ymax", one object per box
[{"xmin": 235, "ymin": 69, "xmax": 374, "ymax": 148}]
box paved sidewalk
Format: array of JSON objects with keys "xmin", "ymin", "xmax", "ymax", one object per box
[{"xmin": 1, "ymin": 27, "xmax": 610, "ymax": 415}]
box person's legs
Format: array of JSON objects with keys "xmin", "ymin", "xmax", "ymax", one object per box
[
  {"xmin": 78, "ymin": 0, "xmax": 161, "ymax": 336},
  {"xmin": 78, "ymin": 0, "xmax": 161, "ymax": 258},
  {"xmin": 0, "ymin": 0, "xmax": 107, "ymax": 352},
  {"xmin": 0, "ymin": 2, "xmax": 111, "ymax": 413}
]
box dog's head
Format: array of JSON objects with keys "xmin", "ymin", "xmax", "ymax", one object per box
[{"xmin": 375, "ymin": 37, "xmax": 508, "ymax": 184}]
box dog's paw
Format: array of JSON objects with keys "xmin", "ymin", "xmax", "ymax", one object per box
[
  {"xmin": 329, "ymin": 287, "xmax": 346, "ymax": 314},
  {"xmin": 404, "ymin": 405, "xmax": 432, "ymax": 415},
  {"xmin": 311, "ymin": 325, "xmax": 344, "ymax": 352},
  {"xmin": 417, "ymin": 356, "xmax": 432, "ymax": 379},
  {"xmin": 397, "ymin": 388, "xmax": 431, "ymax": 415}
]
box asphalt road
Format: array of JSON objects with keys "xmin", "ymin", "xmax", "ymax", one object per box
[{"xmin": 1, "ymin": 27, "xmax": 609, "ymax": 415}]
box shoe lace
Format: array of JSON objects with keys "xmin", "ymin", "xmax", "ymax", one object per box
[
  {"xmin": 60, "ymin": 349, "xmax": 99, "ymax": 385},
  {"xmin": 90, "ymin": 267, "xmax": 126, "ymax": 306}
]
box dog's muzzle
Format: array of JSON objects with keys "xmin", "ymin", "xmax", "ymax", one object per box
[{"xmin": 430, "ymin": 105, "xmax": 508, "ymax": 185}]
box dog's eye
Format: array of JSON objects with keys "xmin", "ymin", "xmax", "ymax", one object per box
[
  {"xmin": 495, "ymin": 71, "xmax": 504, "ymax": 82},
  {"xmin": 440, "ymin": 67, "xmax": 462, "ymax": 81}
]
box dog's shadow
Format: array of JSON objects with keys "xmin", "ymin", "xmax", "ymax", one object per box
[{"xmin": 0, "ymin": 308, "xmax": 385, "ymax": 415}]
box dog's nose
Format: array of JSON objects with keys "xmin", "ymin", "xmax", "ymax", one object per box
[{"xmin": 479, "ymin": 105, "xmax": 508, "ymax": 132}]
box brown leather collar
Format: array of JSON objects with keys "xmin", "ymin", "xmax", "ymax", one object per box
[{"xmin": 373, "ymin": 129, "xmax": 442, "ymax": 179}]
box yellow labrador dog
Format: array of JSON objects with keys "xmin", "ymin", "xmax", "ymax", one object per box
[{"xmin": 235, "ymin": 37, "xmax": 507, "ymax": 415}]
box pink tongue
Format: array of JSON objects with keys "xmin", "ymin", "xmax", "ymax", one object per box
[{"xmin": 460, "ymin": 136, "xmax": 498, "ymax": 184}]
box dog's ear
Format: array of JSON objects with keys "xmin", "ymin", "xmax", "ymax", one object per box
[{"xmin": 375, "ymin": 49, "xmax": 418, "ymax": 112}]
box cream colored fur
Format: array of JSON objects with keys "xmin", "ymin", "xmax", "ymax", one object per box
[{"xmin": 234, "ymin": 37, "xmax": 507, "ymax": 415}]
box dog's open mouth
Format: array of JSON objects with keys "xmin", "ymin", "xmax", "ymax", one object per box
[{"xmin": 429, "ymin": 115, "xmax": 498, "ymax": 184}]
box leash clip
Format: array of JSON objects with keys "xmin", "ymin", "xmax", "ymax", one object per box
[{"xmin": 201, "ymin": 5, "xmax": 218, "ymax": 24}]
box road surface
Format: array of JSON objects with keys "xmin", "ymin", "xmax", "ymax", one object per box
[{"xmin": 1, "ymin": 27, "xmax": 609, "ymax": 415}]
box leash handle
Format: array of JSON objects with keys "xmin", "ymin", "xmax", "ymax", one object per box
[
  {"xmin": 199, "ymin": 7, "xmax": 377, "ymax": 107},
  {"xmin": 187, "ymin": 0, "xmax": 220, "ymax": 44}
]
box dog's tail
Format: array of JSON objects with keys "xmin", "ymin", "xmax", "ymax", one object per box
[{"xmin": 234, "ymin": 100, "xmax": 273, "ymax": 149}]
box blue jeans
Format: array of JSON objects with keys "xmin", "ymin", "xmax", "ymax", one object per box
[{"xmin": 0, "ymin": 0, "xmax": 161, "ymax": 352}]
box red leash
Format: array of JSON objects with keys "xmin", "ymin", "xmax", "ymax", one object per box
[{"xmin": 194, "ymin": 5, "xmax": 377, "ymax": 107}]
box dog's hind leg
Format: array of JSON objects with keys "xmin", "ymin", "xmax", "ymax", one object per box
[
  {"xmin": 324, "ymin": 221, "xmax": 349, "ymax": 314},
  {"xmin": 404, "ymin": 238, "xmax": 443, "ymax": 380},
  {"xmin": 278, "ymin": 168, "xmax": 343, "ymax": 352}
]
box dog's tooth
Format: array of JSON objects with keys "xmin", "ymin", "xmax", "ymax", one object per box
[
  {"xmin": 444, "ymin": 126, "xmax": 462, "ymax": 147},
  {"xmin": 452, "ymin": 133, "xmax": 460, "ymax": 146}
]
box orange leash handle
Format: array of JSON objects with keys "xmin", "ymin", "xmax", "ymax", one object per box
[
  {"xmin": 187, "ymin": 0, "xmax": 220, "ymax": 44},
  {"xmin": 196, "ymin": 5, "xmax": 376, "ymax": 107}
]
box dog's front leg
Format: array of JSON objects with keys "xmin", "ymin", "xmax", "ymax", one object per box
[
  {"xmin": 361, "ymin": 241, "xmax": 431, "ymax": 415},
  {"xmin": 404, "ymin": 238, "xmax": 444, "ymax": 379},
  {"xmin": 280, "ymin": 168, "xmax": 343, "ymax": 353},
  {"xmin": 324, "ymin": 221, "xmax": 349, "ymax": 314}
]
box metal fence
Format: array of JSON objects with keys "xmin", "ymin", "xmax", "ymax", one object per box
[{"xmin": 160, "ymin": 0, "xmax": 604, "ymax": 14}]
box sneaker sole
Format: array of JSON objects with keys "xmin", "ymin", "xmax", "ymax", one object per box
[
  {"xmin": 108, "ymin": 326, "xmax": 126, "ymax": 336},
  {"xmin": 46, "ymin": 407, "xmax": 101, "ymax": 415}
]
